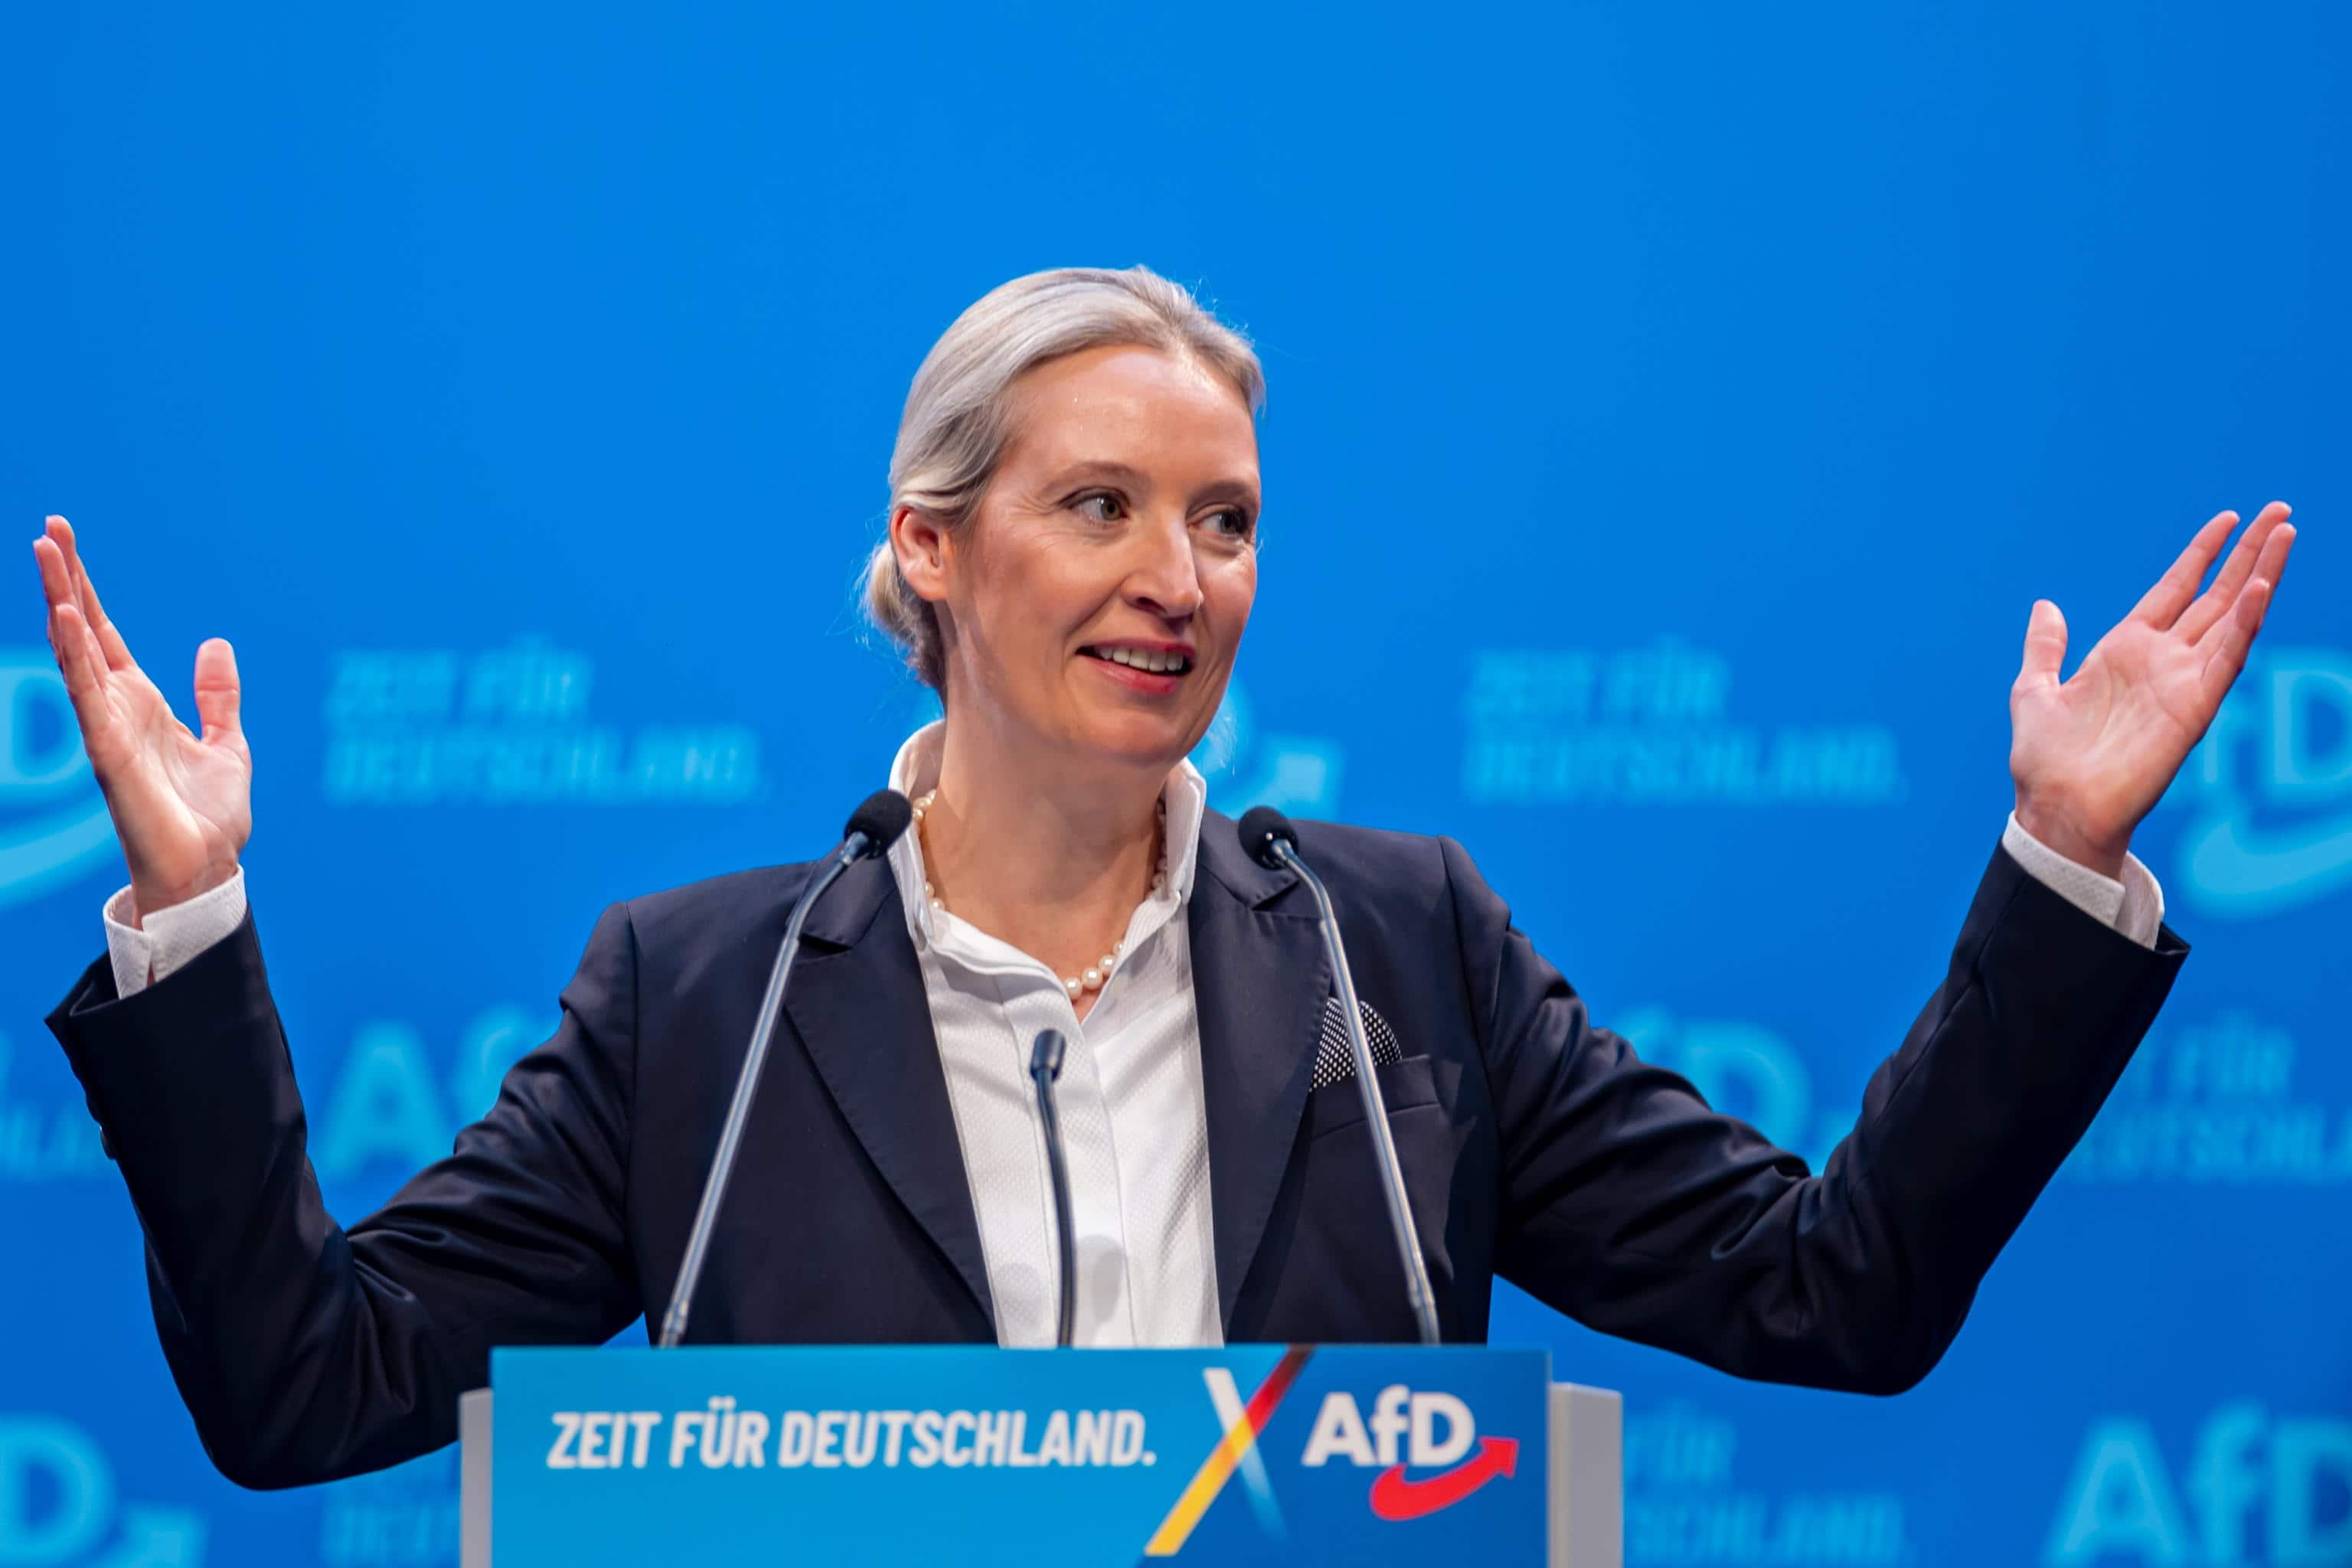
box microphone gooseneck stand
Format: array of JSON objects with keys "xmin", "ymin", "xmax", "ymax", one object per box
[
  {"xmin": 657, "ymin": 789, "xmax": 914, "ymax": 1349},
  {"xmin": 1029, "ymin": 1029, "xmax": 1079, "ymax": 1348},
  {"xmin": 1238, "ymin": 807, "xmax": 1443, "ymax": 1346}
]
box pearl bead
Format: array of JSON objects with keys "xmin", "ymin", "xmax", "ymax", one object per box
[
  {"xmin": 1080, "ymin": 966, "xmax": 1103, "ymax": 991},
  {"xmin": 928, "ymin": 896, "xmax": 944, "ymax": 911},
  {"xmin": 1063, "ymin": 976, "xmax": 1083, "ymax": 999},
  {"xmin": 1099, "ymin": 952, "xmax": 1118, "ymax": 973}
]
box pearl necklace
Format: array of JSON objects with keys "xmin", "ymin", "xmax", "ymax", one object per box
[{"xmin": 911, "ymin": 789, "xmax": 1168, "ymax": 1001}]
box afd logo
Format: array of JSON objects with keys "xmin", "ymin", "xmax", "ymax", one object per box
[
  {"xmin": 0, "ymin": 655, "xmax": 116, "ymax": 909},
  {"xmin": 0, "ymin": 1417, "xmax": 206, "ymax": 1566},
  {"xmin": 1191, "ymin": 683, "xmax": 1344, "ymax": 818},
  {"xmin": 1140, "ymin": 1354, "xmax": 1522, "ymax": 1556},
  {"xmin": 0, "ymin": 1006, "xmax": 540, "ymax": 1189},
  {"xmin": 2045, "ymin": 1405, "xmax": 2352, "ymax": 1565},
  {"xmin": 1298, "ymin": 1387, "xmax": 1520, "ymax": 1522},
  {"xmin": 309, "ymin": 1007, "xmax": 541, "ymax": 1182},
  {"xmin": 2163, "ymin": 650, "xmax": 2352, "ymax": 917},
  {"xmin": 1615, "ymin": 1008, "xmax": 1854, "ymax": 1175}
]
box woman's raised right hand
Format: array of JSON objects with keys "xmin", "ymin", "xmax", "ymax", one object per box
[{"xmin": 33, "ymin": 515, "xmax": 251, "ymax": 924}]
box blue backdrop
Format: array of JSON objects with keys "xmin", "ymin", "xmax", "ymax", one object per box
[{"xmin": 5, "ymin": 5, "xmax": 2347, "ymax": 1564}]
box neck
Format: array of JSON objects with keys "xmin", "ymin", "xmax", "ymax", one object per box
[{"xmin": 919, "ymin": 714, "xmax": 1172, "ymax": 975}]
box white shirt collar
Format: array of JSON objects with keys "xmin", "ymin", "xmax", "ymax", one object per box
[{"xmin": 882, "ymin": 720, "xmax": 1208, "ymax": 971}]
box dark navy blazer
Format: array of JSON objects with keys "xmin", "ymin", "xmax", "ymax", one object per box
[{"xmin": 47, "ymin": 814, "xmax": 2187, "ymax": 1489}]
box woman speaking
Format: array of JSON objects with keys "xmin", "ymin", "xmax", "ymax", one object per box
[{"xmin": 33, "ymin": 266, "xmax": 2295, "ymax": 1490}]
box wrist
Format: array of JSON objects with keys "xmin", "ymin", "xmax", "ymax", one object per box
[
  {"xmin": 2014, "ymin": 795, "xmax": 2129, "ymax": 881},
  {"xmin": 128, "ymin": 861, "xmax": 240, "ymax": 927}
]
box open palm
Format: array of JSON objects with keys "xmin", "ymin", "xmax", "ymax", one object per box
[
  {"xmin": 33, "ymin": 515, "xmax": 250, "ymax": 913},
  {"xmin": 2009, "ymin": 502, "xmax": 2295, "ymax": 877}
]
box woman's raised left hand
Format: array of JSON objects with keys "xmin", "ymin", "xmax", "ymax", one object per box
[{"xmin": 2007, "ymin": 501, "xmax": 2297, "ymax": 880}]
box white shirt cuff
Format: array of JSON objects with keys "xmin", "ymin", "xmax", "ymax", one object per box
[
  {"xmin": 2001, "ymin": 812, "xmax": 2164, "ymax": 950},
  {"xmin": 102, "ymin": 868, "xmax": 250, "ymax": 998}
]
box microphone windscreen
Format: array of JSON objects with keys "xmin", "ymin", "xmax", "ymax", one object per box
[
  {"xmin": 844, "ymin": 789, "xmax": 915, "ymax": 856},
  {"xmin": 1236, "ymin": 805, "xmax": 1297, "ymax": 869},
  {"xmin": 1030, "ymin": 1027, "xmax": 1068, "ymax": 1080}
]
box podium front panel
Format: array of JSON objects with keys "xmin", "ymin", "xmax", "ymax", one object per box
[{"xmin": 489, "ymin": 1344, "xmax": 1550, "ymax": 1564}]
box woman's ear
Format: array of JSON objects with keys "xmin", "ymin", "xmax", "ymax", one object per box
[{"xmin": 890, "ymin": 504, "xmax": 952, "ymax": 606}]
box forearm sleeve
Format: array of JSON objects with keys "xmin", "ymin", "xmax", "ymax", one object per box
[
  {"xmin": 46, "ymin": 902, "xmax": 644, "ymax": 1488},
  {"xmin": 1464, "ymin": 835, "xmax": 2187, "ymax": 1393}
]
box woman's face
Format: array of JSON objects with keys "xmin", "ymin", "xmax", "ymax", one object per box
[{"xmin": 900, "ymin": 344, "xmax": 1261, "ymax": 778}]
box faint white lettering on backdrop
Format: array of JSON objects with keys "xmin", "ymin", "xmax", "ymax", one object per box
[
  {"xmin": 1460, "ymin": 642, "xmax": 1903, "ymax": 806},
  {"xmin": 0, "ymin": 1031, "xmax": 110, "ymax": 1183},
  {"xmin": 1624, "ymin": 1402, "xmax": 1909, "ymax": 1565},
  {"xmin": 322, "ymin": 639, "xmax": 760, "ymax": 805},
  {"xmin": 2063, "ymin": 1012, "xmax": 2352, "ymax": 1187},
  {"xmin": 2044, "ymin": 1406, "xmax": 2352, "ymax": 1566},
  {"xmin": 0, "ymin": 1002, "xmax": 540, "ymax": 1191},
  {"xmin": 0, "ymin": 1416, "xmax": 207, "ymax": 1566},
  {"xmin": 317, "ymin": 1452, "xmax": 459, "ymax": 1567},
  {"xmin": 1612, "ymin": 1008, "xmax": 1855, "ymax": 1178},
  {"xmin": 0, "ymin": 652, "xmax": 117, "ymax": 909},
  {"xmin": 1188, "ymin": 681, "xmax": 1345, "ymax": 817},
  {"xmin": 2155, "ymin": 648, "xmax": 2352, "ymax": 918},
  {"xmin": 312, "ymin": 1007, "xmax": 542, "ymax": 1179}
]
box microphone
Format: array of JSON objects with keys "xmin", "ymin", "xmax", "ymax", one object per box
[
  {"xmin": 1029, "ymin": 1029, "xmax": 1078, "ymax": 1348},
  {"xmin": 657, "ymin": 789, "xmax": 914, "ymax": 1348},
  {"xmin": 1236, "ymin": 807, "xmax": 1442, "ymax": 1346}
]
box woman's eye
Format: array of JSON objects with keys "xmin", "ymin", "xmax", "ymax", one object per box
[
  {"xmin": 1075, "ymin": 493, "xmax": 1125, "ymax": 523},
  {"xmin": 1206, "ymin": 508, "xmax": 1253, "ymax": 538}
]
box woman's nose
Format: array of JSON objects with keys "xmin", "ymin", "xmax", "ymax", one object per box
[{"xmin": 1123, "ymin": 516, "xmax": 1206, "ymax": 619}]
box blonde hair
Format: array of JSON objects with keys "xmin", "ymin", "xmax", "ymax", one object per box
[{"xmin": 862, "ymin": 266, "xmax": 1266, "ymax": 692}]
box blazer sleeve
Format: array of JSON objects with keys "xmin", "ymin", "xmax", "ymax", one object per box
[
  {"xmin": 44, "ymin": 901, "xmax": 644, "ymax": 1488},
  {"xmin": 1449, "ymin": 835, "xmax": 2187, "ymax": 1393}
]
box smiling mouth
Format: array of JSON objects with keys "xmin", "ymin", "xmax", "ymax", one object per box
[{"xmin": 1080, "ymin": 645, "xmax": 1193, "ymax": 676}]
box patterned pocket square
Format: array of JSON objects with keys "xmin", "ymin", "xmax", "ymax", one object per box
[{"xmin": 1312, "ymin": 996, "xmax": 1404, "ymax": 1090}]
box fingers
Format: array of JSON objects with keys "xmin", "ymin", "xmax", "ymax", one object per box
[
  {"xmin": 32, "ymin": 535, "xmax": 107, "ymax": 677},
  {"xmin": 192, "ymin": 637, "xmax": 243, "ymax": 746},
  {"xmin": 47, "ymin": 600, "xmax": 115, "ymax": 740},
  {"xmin": 31, "ymin": 534, "xmax": 77, "ymax": 620},
  {"xmin": 2198, "ymin": 526, "xmax": 2294, "ymax": 709},
  {"xmin": 2199, "ymin": 580, "xmax": 2272, "ymax": 710},
  {"xmin": 2014, "ymin": 599, "xmax": 2068, "ymax": 694},
  {"xmin": 46, "ymin": 515, "xmax": 136, "ymax": 671},
  {"xmin": 2177, "ymin": 501, "xmax": 2292, "ymax": 644},
  {"xmin": 2129, "ymin": 510, "xmax": 2238, "ymax": 630}
]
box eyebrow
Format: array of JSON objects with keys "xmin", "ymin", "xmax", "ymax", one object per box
[{"xmin": 1047, "ymin": 461, "xmax": 1261, "ymax": 508}]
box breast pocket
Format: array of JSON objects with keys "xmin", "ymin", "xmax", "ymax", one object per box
[
  {"xmin": 1304, "ymin": 1055, "xmax": 1440, "ymax": 1142},
  {"xmin": 1281, "ymin": 1054, "xmax": 1465, "ymax": 1341}
]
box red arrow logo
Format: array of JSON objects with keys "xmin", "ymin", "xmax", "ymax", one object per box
[{"xmin": 1367, "ymin": 1436, "xmax": 1520, "ymax": 1521}]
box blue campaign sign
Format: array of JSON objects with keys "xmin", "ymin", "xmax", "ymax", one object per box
[{"xmin": 489, "ymin": 1346, "xmax": 1551, "ymax": 1565}]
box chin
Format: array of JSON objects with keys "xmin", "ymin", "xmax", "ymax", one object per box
[{"xmin": 1070, "ymin": 710, "xmax": 1208, "ymax": 773}]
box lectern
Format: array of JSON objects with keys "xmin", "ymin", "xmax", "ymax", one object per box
[{"xmin": 458, "ymin": 1345, "xmax": 1620, "ymax": 1565}]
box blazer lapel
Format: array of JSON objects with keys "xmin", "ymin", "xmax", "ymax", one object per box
[
  {"xmin": 782, "ymin": 854, "xmax": 995, "ymax": 1329},
  {"xmin": 1189, "ymin": 810, "xmax": 1331, "ymax": 1334}
]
